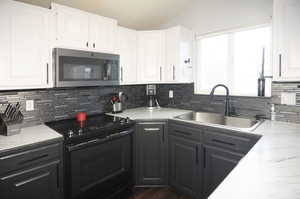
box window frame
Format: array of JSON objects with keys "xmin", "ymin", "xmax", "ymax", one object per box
[{"xmin": 194, "ymin": 24, "xmax": 272, "ymax": 97}]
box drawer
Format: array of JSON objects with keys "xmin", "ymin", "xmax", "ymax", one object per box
[
  {"xmin": 204, "ymin": 130, "xmax": 255, "ymax": 153},
  {"xmin": 169, "ymin": 123, "xmax": 202, "ymax": 141},
  {"xmin": 0, "ymin": 143, "xmax": 61, "ymax": 175}
]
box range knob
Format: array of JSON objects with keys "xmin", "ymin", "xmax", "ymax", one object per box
[
  {"xmin": 125, "ymin": 117, "xmax": 131, "ymax": 123},
  {"xmin": 78, "ymin": 128, "xmax": 83, "ymax": 135},
  {"xmin": 68, "ymin": 130, "xmax": 74, "ymax": 137}
]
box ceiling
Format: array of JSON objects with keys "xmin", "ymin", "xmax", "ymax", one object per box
[{"xmin": 16, "ymin": 0, "xmax": 192, "ymax": 30}]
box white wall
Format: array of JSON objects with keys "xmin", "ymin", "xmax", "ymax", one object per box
[{"xmin": 161, "ymin": 0, "xmax": 273, "ymax": 35}]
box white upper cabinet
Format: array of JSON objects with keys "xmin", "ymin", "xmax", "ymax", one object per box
[
  {"xmin": 0, "ymin": 0, "xmax": 49, "ymax": 90},
  {"xmin": 165, "ymin": 26, "xmax": 194, "ymax": 83},
  {"xmin": 89, "ymin": 14, "xmax": 117, "ymax": 53},
  {"xmin": 52, "ymin": 3, "xmax": 89, "ymax": 50},
  {"xmin": 137, "ymin": 31, "xmax": 165, "ymax": 83},
  {"xmin": 273, "ymin": 0, "xmax": 300, "ymax": 81},
  {"xmin": 117, "ymin": 26, "xmax": 138, "ymax": 84},
  {"xmin": 52, "ymin": 3, "xmax": 117, "ymax": 53}
]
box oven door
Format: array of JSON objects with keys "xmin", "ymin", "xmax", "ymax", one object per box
[
  {"xmin": 54, "ymin": 48, "xmax": 120, "ymax": 87},
  {"xmin": 67, "ymin": 135, "xmax": 132, "ymax": 199}
]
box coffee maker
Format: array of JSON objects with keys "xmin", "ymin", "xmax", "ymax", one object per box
[{"xmin": 146, "ymin": 85, "xmax": 160, "ymax": 109}]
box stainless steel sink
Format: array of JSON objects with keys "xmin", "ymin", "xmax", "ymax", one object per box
[{"xmin": 175, "ymin": 112, "xmax": 263, "ymax": 131}]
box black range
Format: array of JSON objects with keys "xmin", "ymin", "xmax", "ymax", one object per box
[
  {"xmin": 46, "ymin": 114, "xmax": 134, "ymax": 145},
  {"xmin": 46, "ymin": 114, "xmax": 135, "ymax": 199}
]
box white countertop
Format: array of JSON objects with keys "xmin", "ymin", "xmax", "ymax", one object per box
[
  {"xmin": 0, "ymin": 124, "xmax": 63, "ymax": 154},
  {"xmin": 107, "ymin": 107, "xmax": 192, "ymax": 120},
  {"xmin": 209, "ymin": 120, "xmax": 300, "ymax": 199}
]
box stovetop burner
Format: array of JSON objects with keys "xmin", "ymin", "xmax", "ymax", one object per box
[{"xmin": 45, "ymin": 114, "xmax": 134, "ymax": 145}]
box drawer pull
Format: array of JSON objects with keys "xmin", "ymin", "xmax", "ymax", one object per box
[
  {"xmin": 174, "ymin": 130, "xmax": 192, "ymax": 136},
  {"xmin": 144, "ymin": 128, "xmax": 160, "ymax": 131},
  {"xmin": 15, "ymin": 172, "xmax": 50, "ymax": 187},
  {"xmin": 203, "ymin": 147, "xmax": 206, "ymax": 168},
  {"xmin": 212, "ymin": 139, "xmax": 235, "ymax": 146},
  {"xmin": 195, "ymin": 145, "xmax": 199, "ymax": 164},
  {"xmin": 18, "ymin": 154, "xmax": 49, "ymax": 165}
]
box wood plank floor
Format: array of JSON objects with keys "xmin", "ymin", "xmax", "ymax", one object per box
[{"xmin": 128, "ymin": 188, "xmax": 192, "ymax": 199}]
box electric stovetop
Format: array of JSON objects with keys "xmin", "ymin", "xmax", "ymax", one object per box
[{"xmin": 45, "ymin": 114, "xmax": 134, "ymax": 145}]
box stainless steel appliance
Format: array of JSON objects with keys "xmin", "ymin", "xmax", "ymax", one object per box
[
  {"xmin": 46, "ymin": 114, "xmax": 134, "ymax": 199},
  {"xmin": 111, "ymin": 92, "xmax": 128, "ymax": 113},
  {"xmin": 53, "ymin": 48, "xmax": 120, "ymax": 87},
  {"xmin": 146, "ymin": 85, "xmax": 160, "ymax": 109}
]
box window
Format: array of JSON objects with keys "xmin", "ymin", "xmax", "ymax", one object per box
[{"xmin": 195, "ymin": 26, "xmax": 272, "ymax": 96}]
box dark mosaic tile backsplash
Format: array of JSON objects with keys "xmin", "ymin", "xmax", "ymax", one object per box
[
  {"xmin": 0, "ymin": 85, "xmax": 147, "ymax": 127},
  {"xmin": 157, "ymin": 84, "xmax": 272, "ymax": 119},
  {"xmin": 272, "ymin": 82, "xmax": 300, "ymax": 123},
  {"xmin": 1, "ymin": 82, "xmax": 299, "ymax": 128}
]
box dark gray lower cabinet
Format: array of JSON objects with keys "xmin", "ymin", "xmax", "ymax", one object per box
[
  {"xmin": 203, "ymin": 145, "xmax": 244, "ymax": 198},
  {"xmin": 0, "ymin": 160, "xmax": 60, "ymax": 199},
  {"xmin": 169, "ymin": 135, "xmax": 202, "ymax": 198},
  {"xmin": 135, "ymin": 122, "xmax": 167, "ymax": 186},
  {"xmin": 0, "ymin": 142, "xmax": 63, "ymax": 199}
]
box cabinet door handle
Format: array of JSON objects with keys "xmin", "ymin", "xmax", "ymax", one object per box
[
  {"xmin": 46, "ymin": 63, "xmax": 49, "ymax": 84},
  {"xmin": 144, "ymin": 128, "xmax": 160, "ymax": 131},
  {"xmin": 173, "ymin": 130, "xmax": 192, "ymax": 136},
  {"xmin": 279, "ymin": 54, "xmax": 282, "ymax": 77},
  {"xmin": 18, "ymin": 154, "xmax": 49, "ymax": 165},
  {"xmin": 212, "ymin": 139, "xmax": 235, "ymax": 146},
  {"xmin": 86, "ymin": 42, "xmax": 89, "ymax": 47},
  {"xmin": 93, "ymin": 43, "xmax": 96, "ymax": 48},
  {"xmin": 160, "ymin": 67, "xmax": 162, "ymax": 81},
  {"xmin": 15, "ymin": 172, "xmax": 50, "ymax": 187},
  {"xmin": 196, "ymin": 145, "xmax": 199, "ymax": 164},
  {"xmin": 121, "ymin": 67, "xmax": 123, "ymax": 82},
  {"xmin": 173, "ymin": 65, "xmax": 175, "ymax": 80},
  {"xmin": 203, "ymin": 147, "xmax": 206, "ymax": 168}
]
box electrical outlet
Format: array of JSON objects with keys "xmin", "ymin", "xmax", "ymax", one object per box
[
  {"xmin": 26, "ymin": 100, "xmax": 34, "ymax": 111},
  {"xmin": 281, "ymin": 92, "xmax": 296, "ymax": 105},
  {"xmin": 169, "ymin": 90, "xmax": 174, "ymax": 98}
]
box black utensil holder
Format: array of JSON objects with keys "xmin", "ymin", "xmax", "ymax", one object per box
[{"xmin": 0, "ymin": 113, "xmax": 24, "ymax": 136}]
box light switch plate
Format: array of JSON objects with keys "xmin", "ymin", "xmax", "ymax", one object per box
[
  {"xmin": 281, "ymin": 92, "xmax": 296, "ymax": 105},
  {"xmin": 169, "ymin": 90, "xmax": 174, "ymax": 98},
  {"xmin": 26, "ymin": 100, "xmax": 34, "ymax": 111}
]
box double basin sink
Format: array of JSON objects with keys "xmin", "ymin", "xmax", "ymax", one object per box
[{"xmin": 175, "ymin": 112, "xmax": 264, "ymax": 132}]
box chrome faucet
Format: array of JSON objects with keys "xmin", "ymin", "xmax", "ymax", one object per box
[{"xmin": 210, "ymin": 84, "xmax": 230, "ymax": 116}]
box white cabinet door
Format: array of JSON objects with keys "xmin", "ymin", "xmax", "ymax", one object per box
[
  {"xmin": 137, "ymin": 31, "xmax": 165, "ymax": 83},
  {"xmin": 117, "ymin": 27, "xmax": 137, "ymax": 84},
  {"xmin": 179, "ymin": 27, "xmax": 194, "ymax": 83},
  {"xmin": 165, "ymin": 26, "xmax": 194, "ymax": 84},
  {"xmin": 53, "ymin": 3, "xmax": 89, "ymax": 49},
  {"xmin": 165, "ymin": 27, "xmax": 179, "ymax": 83},
  {"xmin": 0, "ymin": 0, "xmax": 49, "ymax": 90},
  {"xmin": 89, "ymin": 14, "xmax": 117, "ymax": 53},
  {"xmin": 273, "ymin": 0, "xmax": 300, "ymax": 81}
]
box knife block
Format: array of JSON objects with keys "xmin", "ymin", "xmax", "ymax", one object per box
[{"xmin": 0, "ymin": 113, "xmax": 24, "ymax": 136}]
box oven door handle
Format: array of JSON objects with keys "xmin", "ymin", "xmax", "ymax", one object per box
[
  {"xmin": 67, "ymin": 137, "xmax": 108, "ymax": 152},
  {"xmin": 108, "ymin": 129, "xmax": 134, "ymax": 139},
  {"xmin": 66, "ymin": 129, "xmax": 134, "ymax": 152}
]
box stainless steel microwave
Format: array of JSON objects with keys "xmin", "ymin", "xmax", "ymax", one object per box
[{"xmin": 53, "ymin": 48, "xmax": 120, "ymax": 87}]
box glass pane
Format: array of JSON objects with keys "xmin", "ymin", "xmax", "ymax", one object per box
[
  {"xmin": 199, "ymin": 34, "xmax": 229, "ymax": 94},
  {"xmin": 59, "ymin": 56, "xmax": 119, "ymax": 81},
  {"xmin": 196, "ymin": 26, "xmax": 271, "ymax": 96},
  {"xmin": 233, "ymin": 27, "xmax": 271, "ymax": 96}
]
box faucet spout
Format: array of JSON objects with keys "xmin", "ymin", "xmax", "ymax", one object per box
[{"xmin": 210, "ymin": 84, "xmax": 230, "ymax": 116}]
